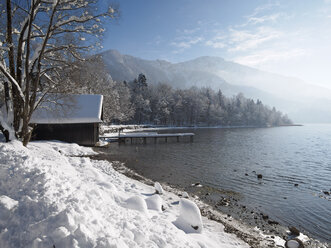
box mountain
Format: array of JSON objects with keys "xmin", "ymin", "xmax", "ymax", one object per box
[{"xmin": 99, "ymin": 50, "xmax": 331, "ymax": 123}]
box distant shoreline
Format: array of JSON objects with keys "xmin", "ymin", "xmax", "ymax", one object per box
[
  {"xmin": 278, "ymin": 124, "xmax": 303, "ymax": 127},
  {"xmin": 102, "ymin": 124, "xmax": 304, "ymax": 134}
]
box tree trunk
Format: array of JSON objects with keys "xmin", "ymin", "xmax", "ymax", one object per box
[
  {"xmin": 0, "ymin": 126, "xmax": 10, "ymax": 142},
  {"xmin": 6, "ymin": 0, "xmax": 22, "ymax": 134},
  {"xmin": 1, "ymin": 82, "xmax": 12, "ymax": 142}
]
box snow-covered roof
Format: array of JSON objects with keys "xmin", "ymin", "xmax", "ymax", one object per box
[{"xmin": 30, "ymin": 94, "xmax": 103, "ymax": 124}]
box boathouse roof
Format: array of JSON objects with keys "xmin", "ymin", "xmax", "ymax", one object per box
[{"xmin": 30, "ymin": 94, "xmax": 103, "ymax": 124}]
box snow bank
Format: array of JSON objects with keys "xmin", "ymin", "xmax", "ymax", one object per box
[{"xmin": 0, "ymin": 140, "xmax": 249, "ymax": 248}]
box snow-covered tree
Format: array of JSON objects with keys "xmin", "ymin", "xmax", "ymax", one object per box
[
  {"xmin": 129, "ymin": 74, "xmax": 151, "ymax": 124},
  {"xmin": 63, "ymin": 55, "xmax": 135, "ymax": 123},
  {"xmin": 0, "ymin": 0, "xmax": 118, "ymax": 145}
]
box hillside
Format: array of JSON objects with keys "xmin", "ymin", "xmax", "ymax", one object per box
[{"xmin": 99, "ymin": 50, "xmax": 331, "ymax": 123}]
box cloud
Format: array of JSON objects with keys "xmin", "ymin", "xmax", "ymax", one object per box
[
  {"xmin": 171, "ymin": 37, "xmax": 203, "ymax": 49},
  {"xmin": 204, "ymin": 2, "xmax": 284, "ymax": 52},
  {"xmin": 170, "ymin": 24, "xmax": 204, "ymax": 53},
  {"xmin": 250, "ymin": 2, "xmax": 281, "ymax": 16},
  {"xmin": 182, "ymin": 27, "xmax": 200, "ymax": 35},
  {"xmin": 227, "ymin": 26, "xmax": 282, "ymax": 52},
  {"xmin": 204, "ymin": 25, "xmax": 282, "ymax": 52},
  {"xmin": 235, "ymin": 2, "xmax": 284, "ymax": 28},
  {"xmin": 171, "ymin": 36, "xmax": 204, "ymax": 54},
  {"xmin": 234, "ymin": 49, "xmax": 307, "ymax": 67},
  {"xmin": 205, "ymin": 34, "xmax": 227, "ymax": 49},
  {"xmin": 205, "ymin": 40, "xmax": 226, "ymax": 49},
  {"xmin": 246, "ymin": 13, "xmax": 282, "ymax": 25}
]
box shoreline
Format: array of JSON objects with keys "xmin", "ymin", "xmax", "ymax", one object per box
[
  {"xmin": 91, "ymin": 151, "xmax": 329, "ymax": 248},
  {"xmin": 91, "ymin": 150, "xmax": 329, "ymax": 248},
  {"xmin": 90, "ymin": 156, "xmax": 280, "ymax": 248}
]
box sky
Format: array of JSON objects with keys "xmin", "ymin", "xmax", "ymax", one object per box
[{"xmin": 102, "ymin": 0, "xmax": 331, "ymax": 89}]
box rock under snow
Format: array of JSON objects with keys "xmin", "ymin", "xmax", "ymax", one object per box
[
  {"xmin": 285, "ymin": 239, "xmax": 304, "ymax": 248},
  {"xmin": 181, "ymin": 192, "xmax": 189, "ymax": 198},
  {"xmin": 125, "ymin": 196, "xmax": 148, "ymax": 213},
  {"xmin": 154, "ymin": 182, "xmax": 163, "ymax": 194},
  {"xmin": 145, "ymin": 194, "xmax": 163, "ymax": 212},
  {"xmin": 173, "ymin": 198, "xmax": 203, "ymax": 233}
]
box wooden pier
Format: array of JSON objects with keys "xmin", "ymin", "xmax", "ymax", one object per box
[{"xmin": 100, "ymin": 132, "xmax": 195, "ymax": 144}]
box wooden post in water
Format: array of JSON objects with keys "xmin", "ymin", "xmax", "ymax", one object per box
[
  {"xmin": 143, "ymin": 137, "xmax": 147, "ymax": 144},
  {"xmin": 165, "ymin": 137, "xmax": 168, "ymax": 143},
  {"xmin": 154, "ymin": 137, "xmax": 157, "ymax": 144},
  {"xmin": 119, "ymin": 137, "xmax": 125, "ymax": 145},
  {"xmin": 177, "ymin": 136, "xmax": 179, "ymax": 142},
  {"xmin": 190, "ymin": 135, "xmax": 193, "ymax": 142}
]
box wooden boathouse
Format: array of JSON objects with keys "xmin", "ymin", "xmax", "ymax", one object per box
[{"xmin": 30, "ymin": 94, "xmax": 103, "ymax": 146}]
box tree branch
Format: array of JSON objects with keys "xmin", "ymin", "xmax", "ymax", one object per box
[{"xmin": 0, "ymin": 63, "xmax": 25, "ymax": 101}]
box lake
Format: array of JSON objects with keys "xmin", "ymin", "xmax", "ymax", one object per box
[{"xmin": 103, "ymin": 124, "xmax": 331, "ymax": 243}]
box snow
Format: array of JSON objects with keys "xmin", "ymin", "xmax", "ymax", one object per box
[
  {"xmin": 0, "ymin": 140, "xmax": 249, "ymax": 248},
  {"xmin": 173, "ymin": 199, "xmax": 203, "ymax": 234},
  {"xmin": 30, "ymin": 94, "xmax": 103, "ymax": 124}
]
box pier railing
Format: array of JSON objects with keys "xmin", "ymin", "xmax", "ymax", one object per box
[{"xmin": 100, "ymin": 132, "xmax": 195, "ymax": 144}]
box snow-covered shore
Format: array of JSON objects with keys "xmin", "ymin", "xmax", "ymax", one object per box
[{"xmin": 0, "ymin": 140, "xmax": 250, "ymax": 248}]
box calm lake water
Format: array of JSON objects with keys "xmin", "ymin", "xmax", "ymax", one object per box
[{"xmin": 105, "ymin": 124, "xmax": 331, "ymax": 243}]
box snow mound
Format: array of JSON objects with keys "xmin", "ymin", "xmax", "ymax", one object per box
[
  {"xmin": 145, "ymin": 194, "xmax": 163, "ymax": 212},
  {"xmin": 0, "ymin": 196, "xmax": 18, "ymax": 211},
  {"xmin": 154, "ymin": 182, "xmax": 163, "ymax": 194},
  {"xmin": 125, "ymin": 196, "xmax": 148, "ymax": 213},
  {"xmin": 173, "ymin": 198, "xmax": 203, "ymax": 233}
]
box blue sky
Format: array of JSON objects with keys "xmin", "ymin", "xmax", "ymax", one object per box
[{"xmin": 102, "ymin": 0, "xmax": 331, "ymax": 88}]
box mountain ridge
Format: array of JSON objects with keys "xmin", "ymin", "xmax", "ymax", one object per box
[{"xmin": 97, "ymin": 49, "xmax": 331, "ymax": 123}]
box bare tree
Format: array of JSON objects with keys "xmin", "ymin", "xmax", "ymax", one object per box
[{"xmin": 0, "ymin": 0, "xmax": 118, "ymax": 145}]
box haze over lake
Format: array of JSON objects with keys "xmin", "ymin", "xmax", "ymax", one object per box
[{"xmin": 106, "ymin": 124, "xmax": 331, "ymax": 243}]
